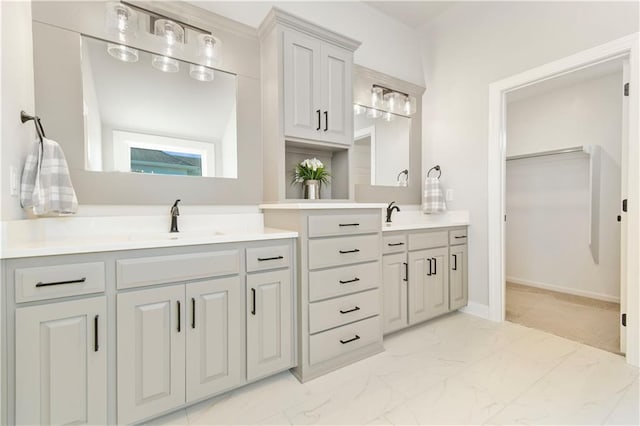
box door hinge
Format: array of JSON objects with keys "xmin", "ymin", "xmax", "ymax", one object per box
[
  {"xmin": 622, "ymin": 313, "xmax": 627, "ymax": 327},
  {"xmin": 622, "ymin": 199, "xmax": 628, "ymax": 212},
  {"xmin": 617, "ymin": 215, "xmax": 622, "ymax": 222},
  {"xmin": 504, "ymin": 214, "xmax": 507, "ymax": 222},
  {"xmin": 624, "ymin": 82, "xmax": 629, "ymax": 96}
]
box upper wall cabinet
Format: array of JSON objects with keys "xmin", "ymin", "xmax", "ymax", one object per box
[
  {"xmin": 283, "ymin": 30, "xmax": 353, "ymax": 145},
  {"xmin": 259, "ymin": 8, "xmax": 360, "ymax": 201}
]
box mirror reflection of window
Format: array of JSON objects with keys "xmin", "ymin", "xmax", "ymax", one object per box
[
  {"xmin": 80, "ymin": 36, "xmax": 237, "ymax": 178},
  {"xmin": 353, "ymin": 105, "xmax": 411, "ymax": 187}
]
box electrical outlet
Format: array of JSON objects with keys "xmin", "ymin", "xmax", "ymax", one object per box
[
  {"xmin": 446, "ymin": 189, "xmax": 454, "ymax": 202},
  {"xmin": 9, "ymin": 166, "xmax": 19, "ymax": 196}
]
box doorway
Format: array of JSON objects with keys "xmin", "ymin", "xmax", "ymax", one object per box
[{"xmin": 487, "ymin": 33, "xmax": 640, "ymax": 366}]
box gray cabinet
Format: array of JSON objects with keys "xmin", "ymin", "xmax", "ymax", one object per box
[
  {"xmin": 15, "ymin": 297, "xmax": 107, "ymax": 425},
  {"xmin": 382, "ymin": 226, "xmax": 468, "ymax": 335},
  {"xmin": 246, "ymin": 269, "xmax": 293, "ymax": 381}
]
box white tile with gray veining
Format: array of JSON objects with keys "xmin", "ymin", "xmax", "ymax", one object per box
[{"xmin": 148, "ymin": 312, "xmax": 638, "ymax": 425}]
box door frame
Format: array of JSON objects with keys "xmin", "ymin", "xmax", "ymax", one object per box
[{"xmin": 487, "ymin": 33, "xmax": 640, "ymax": 366}]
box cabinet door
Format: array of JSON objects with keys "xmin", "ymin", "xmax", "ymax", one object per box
[
  {"xmin": 16, "ymin": 297, "xmax": 106, "ymax": 425},
  {"xmin": 117, "ymin": 285, "xmax": 185, "ymax": 425},
  {"xmin": 408, "ymin": 247, "xmax": 449, "ymax": 324},
  {"xmin": 319, "ymin": 43, "xmax": 353, "ymax": 145},
  {"xmin": 246, "ymin": 269, "xmax": 293, "ymax": 381},
  {"xmin": 186, "ymin": 277, "xmax": 242, "ymax": 402},
  {"xmin": 383, "ymin": 253, "xmax": 408, "ymax": 334},
  {"xmin": 283, "ymin": 29, "xmax": 322, "ymax": 140},
  {"xmin": 449, "ymin": 245, "xmax": 468, "ymax": 310}
]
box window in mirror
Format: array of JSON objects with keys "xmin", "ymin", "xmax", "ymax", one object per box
[
  {"xmin": 80, "ymin": 35, "xmax": 237, "ymax": 178},
  {"xmin": 353, "ymin": 104, "xmax": 411, "ymax": 187}
]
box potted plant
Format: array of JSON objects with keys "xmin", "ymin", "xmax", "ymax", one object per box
[{"xmin": 292, "ymin": 158, "xmax": 330, "ymax": 199}]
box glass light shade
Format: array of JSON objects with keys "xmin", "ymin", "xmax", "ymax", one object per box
[
  {"xmin": 154, "ymin": 19, "xmax": 184, "ymax": 47},
  {"xmin": 384, "ymin": 92, "xmax": 403, "ymax": 114},
  {"xmin": 105, "ymin": 2, "xmax": 137, "ymax": 40},
  {"xmin": 189, "ymin": 64, "xmax": 215, "ymax": 82},
  {"xmin": 383, "ymin": 111, "xmax": 393, "ymax": 122},
  {"xmin": 366, "ymin": 108, "xmax": 382, "ymax": 119},
  {"xmin": 151, "ymin": 55, "xmax": 179, "ymax": 73},
  {"xmin": 107, "ymin": 43, "xmax": 139, "ymax": 62},
  {"xmin": 353, "ymin": 104, "xmax": 366, "ymax": 115},
  {"xmin": 403, "ymin": 96, "xmax": 417, "ymax": 115},
  {"xmin": 197, "ymin": 34, "xmax": 220, "ymax": 60},
  {"xmin": 371, "ymin": 86, "xmax": 384, "ymax": 108}
]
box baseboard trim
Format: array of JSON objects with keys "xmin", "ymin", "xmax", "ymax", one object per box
[
  {"xmin": 506, "ymin": 276, "xmax": 620, "ymax": 303},
  {"xmin": 460, "ymin": 302, "xmax": 490, "ymax": 319}
]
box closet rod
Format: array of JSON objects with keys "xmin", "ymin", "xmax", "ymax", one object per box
[{"xmin": 506, "ymin": 146, "xmax": 586, "ymax": 161}]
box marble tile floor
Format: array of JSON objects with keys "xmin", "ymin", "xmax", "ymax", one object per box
[
  {"xmin": 146, "ymin": 312, "xmax": 638, "ymax": 426},
  {"xmin": 506, "ymin": 282, "xmax": 621, "ymax": 354}
]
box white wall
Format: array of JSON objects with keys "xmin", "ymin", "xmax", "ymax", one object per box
[
  {"xmin": 189, "ymin": 1, "xmax": 424, "ymax": 86},
  {"xmin": 419, "ymin": 1, "xmax": 639, "ymax": 307},
  {"xmin": 505, "ymin": 72, "xmax": 623, "ymax": 301}
]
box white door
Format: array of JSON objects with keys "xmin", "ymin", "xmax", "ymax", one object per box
[
  {"xmin": 283, "ymin": 29, "xmax": 322, "ymax": 140},
  {"xmin": 449, "ymin": 245, "xmax": 468, "ymax": 310},
  {"xmin": 319, "ymin": 43, "xmax": 353, "ymax": 145},
  {"xmin": 409, "ymin": 247, "xmax": 449, "ymax": 324},
  {"xmin": 16, "ymin": 296, "xmax": 107, "ymax": 425},
  {"xmin": 246, "ymin": 270, "xmax": 292, "ymax": 381},
  {"xmin": 117, "ymin": 285, "xmax": 185, "ymax": 425},
  {"xmin": 383, "ymin": 253, "xmax": 408, "ymax": 334},
  {"xmin": 186, "ymin": 277, "xmax": 243, "ymax": 402}
]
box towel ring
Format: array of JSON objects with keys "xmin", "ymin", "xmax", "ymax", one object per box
[{"xmin": 427, "ymin": 165, "xmax": 441, "ymax": 179}]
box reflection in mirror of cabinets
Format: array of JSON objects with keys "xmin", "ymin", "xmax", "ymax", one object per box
[
  {"xmin": 259, "ymin": 8, "xmax": 361, "ymax": 202},
  {"xmin": 81, "ymin": 36, "xmax": 237, "ymax": 178},
  {"xmin": 353, "ymin": 65, "xmax": 425, "ymax": 204},
  {"xmin": 353, "ymin": 105, "xmax": 411, "ymax": 187},
  {"xmin": 31, "ymin": 1, "xmax": 262, "ymax": 205}
]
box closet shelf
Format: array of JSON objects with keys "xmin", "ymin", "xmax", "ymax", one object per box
[{"xmin": 505, "ymin": 145, "xmax": 587, "ymax": 161}]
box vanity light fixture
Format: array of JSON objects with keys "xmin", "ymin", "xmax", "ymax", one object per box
[
  {"xmin": 197, "ymin": 34, "xmax": 221, "ymax": 65},
  {"xmin": 372, "ymin": 84, "xmax": 416, "ymax": 116},
  {"xmin": 105, "ymin": 2, "xmax": 139, "ymax": 62},
  {"xmin": 106, "ymin": 43, "xmax": 139, "ymax": 62},
  {"xmin": 189, "ymin": 64, "xmax": 215, "ymax": 82},
  {"xmin": 151, "ymin": 19, "xmax": 184, "ymax": 73},
  {"xmin": 353, "ymin": 104, "xmax": 366, "ymax": 115},
  {"xmin": 152, "ymin": 55, "xmax": 180, "ymax": 73},
  {"xmin": 383, "ymin": 111, "xmax": 393, "ymax": 122},
  {"xmin": 371, "ymin": 86, "xmax": 385, "ymax": 109}
]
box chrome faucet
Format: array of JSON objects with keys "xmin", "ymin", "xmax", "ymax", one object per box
[
  {"xmin": 386, "ymin": 201, "xmax": 400, "ymax": 223},
  {"xmin": 170, "ymin": 199, "xmax": 180, "ymax": 233}
]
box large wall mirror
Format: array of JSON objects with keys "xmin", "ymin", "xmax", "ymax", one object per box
[
  {"xmin": 31, "ymin": 1, "xmax": 261, "ymax": 205},
  {"xmin": 353, "ymin": 65, "xmax": 425, "ymax": 203}
]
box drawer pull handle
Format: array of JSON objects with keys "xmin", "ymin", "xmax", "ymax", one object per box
[
  {"xmin": 94, "ymin": 315, "xmax": 99, "ymax": 352},
  {"xmin": 192, "ymin": 297, "xmax": 196, "ymax": 329},
  {"xmin": 177, "ymin": 300, "xmax": 181, "ymax": 333},
  {"xmin": 340, "ymin": 306, "xmax": 360, "ymax": 314},
  {"xmin": 388, "ymin": 242, "xmax": 405, "ymax": 246},
  {"xmin": 403, "ymin": 262, "xmax": 408, "ymax": 282},
  {"xmin": 427, "ymin": 258, "xmax": 432, "ymax": 276},
  {"xmin": 452, "ymin": 254, "xmax": 458, "ymax": 271},
  {"xmin": 340, "ymin": 335, "xmax": 360, "ymax": 344},
  {"xmin": 339, "ymin": 249, "xmax": 360, "ymax": 254},
  {"xmin": 257, "ymin": 255, "xmax": 284, "ymax": 262},
  {"xmin": 339, "ymin": 223, "xmax": 360, "ymax": 227},
  {"xmin": 316, "ymin": 109, "xmax": 321, "ymax": 131},
  {"xmin": 454, "ymin": 235, "xmax": 467, "ymax": 239},
  {"xmin": 251, "ymin": 288, "xmax": 256, "ymax": 315},
  {"xmin": 35, "ymin": 277, "xmax": 86, "ymax": 287},
  {"xmin": 339, "ymin": 277, "xmax": 360, "ymax": 284},
  {"xmin": 432, "ymin": 257, "xmax": 437, "ymax": 275}
]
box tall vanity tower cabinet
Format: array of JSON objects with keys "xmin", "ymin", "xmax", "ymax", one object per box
[{"xmin": 258, "ymin": 8, "xmax": 361, "ymax": 201}]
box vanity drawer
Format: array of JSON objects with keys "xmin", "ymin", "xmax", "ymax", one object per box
[
  {"xmin": 309, "ymin": 289, "xmax": 380, "ymax": 334},
  {"xmin": 308, "ymin": 234, "xmax": 380, "ymax": 270},
  {"xmin": 308, "ymin": 213, "xmax": 380, "ymax": 238},
  {"xmin": 309, "ymin": 261, "xmax": 380, "ymax": 301},
  {"xmin": 408, "ymin": 231, "xmax": 448, "ymax": 251},
  {"xmin": 246, "ymin": 245, "xmax": 290, "ymax": 272},
  {"xmin": 383, "ymin": 234, "xmax": 407, "ymax": 254},
  {"xmin": 309, "ymin": 316, "xmax": 381, "ymax": 366},
  {"xmin": 117, "ymin": 250, "xmax": 239, "ymax": 289},
  {"xmin": 449, "ymin": 228, "xmax": 468, "ymax": 245},
  {"xmin": 15, "ymin": 262, "xmax": 105, "ymax": 303}
]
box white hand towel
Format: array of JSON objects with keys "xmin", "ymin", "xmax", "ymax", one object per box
[
  {"xmin": 20, "ymin": 138, "xmax": 78, "ymax": 215},
  {"xmin": 423, "ymin": 177, "xmax": 447, "ymax": 214}
]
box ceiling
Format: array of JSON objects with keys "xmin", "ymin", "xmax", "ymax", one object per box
[{"xmin": 363, "ymin": 1, "xmax": 458, "ymax": 29}]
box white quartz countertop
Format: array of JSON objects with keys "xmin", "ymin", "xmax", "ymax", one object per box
[
  {"xmin": 1, "ymin": 213, "xmax": 298, "ymax": 259},
  {"xmin": 259, "ymin": 202, "xmax": 387, "ymax": 210},
  {"xmin": 382, "ymin": 210, "xmax": 470, "ymax": 232}
]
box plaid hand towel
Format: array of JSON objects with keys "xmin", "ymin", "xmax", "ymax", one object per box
[
  {"xmin": 423, "ymin": 177, "xmax": 446, "ymax": 214},
  {"xmin": 20, "ymin": 138, "xmax": 78, "ymax": 215}
]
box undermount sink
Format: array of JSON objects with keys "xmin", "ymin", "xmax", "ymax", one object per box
[{"xmin": 128, "ymin": 230, "xmax": 225, "ymax": 241}]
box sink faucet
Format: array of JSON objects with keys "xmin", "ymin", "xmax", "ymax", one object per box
[
  {"xmin": 386, "ymin": 201, "xmax": 400, "ymax": 223},
  {"xmin": 170, "ymin": 199, "xmax": 180, "ymax": 233}
]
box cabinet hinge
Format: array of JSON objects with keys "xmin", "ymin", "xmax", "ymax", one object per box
[
  {"xmin": 624, "ymin": 82, "xmax": 629, "ymax": 96},
  {"xmin": 622, "ymin": 313, "xmax": 627, "ymax": 327}
]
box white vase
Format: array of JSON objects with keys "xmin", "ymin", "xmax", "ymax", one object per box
[{"xmin": 303, "ymin": 180, "xmax": 320, "ymax": 199}]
